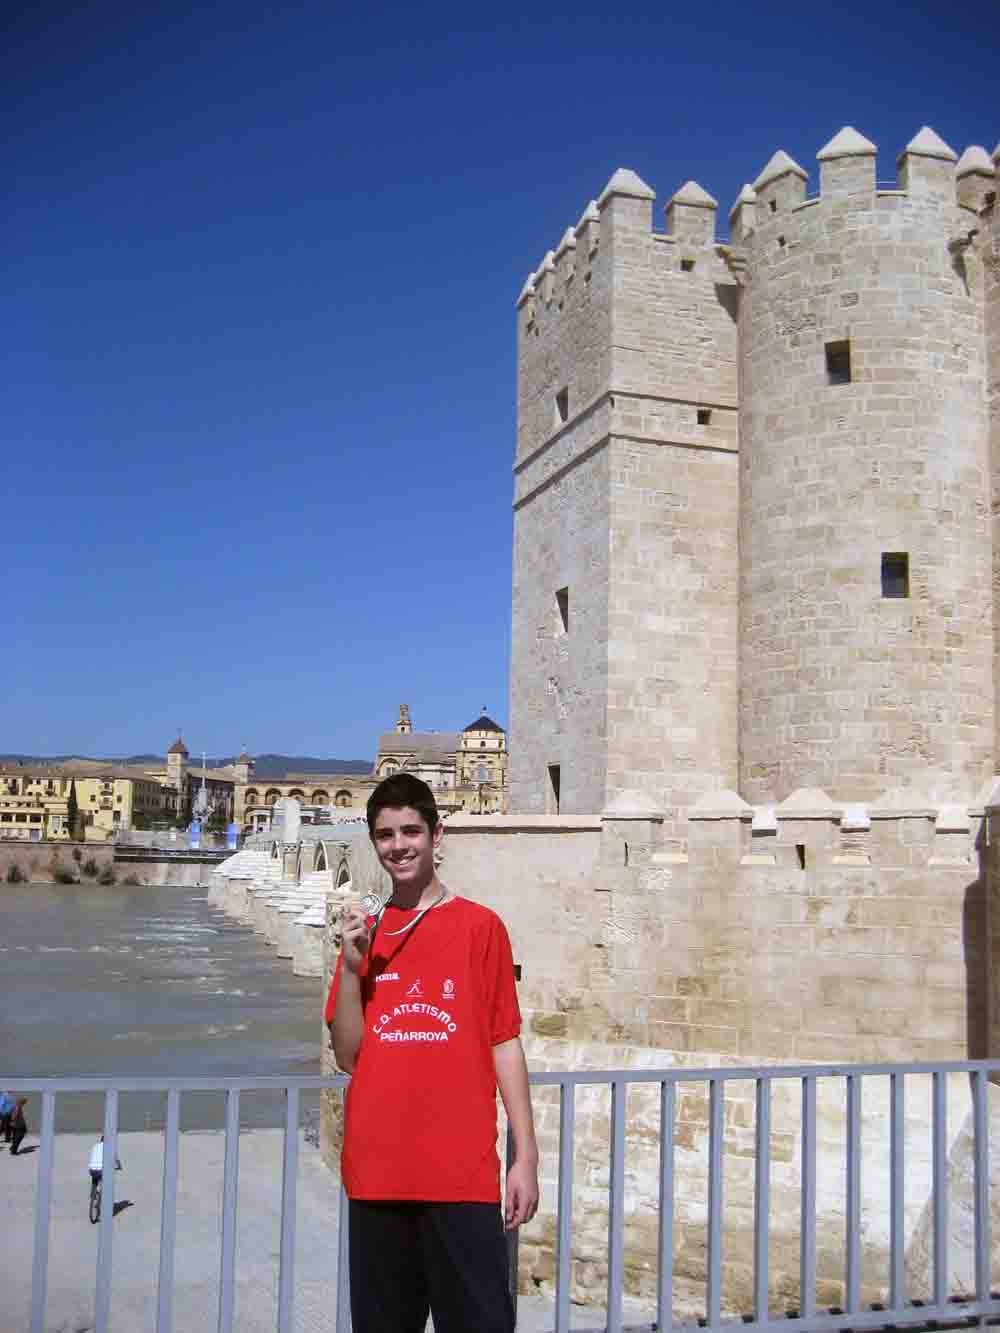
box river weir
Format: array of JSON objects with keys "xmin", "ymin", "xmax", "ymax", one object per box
[{"xmin": 0, "ymin": 878, "xmax": 323, "ymax": 1131}]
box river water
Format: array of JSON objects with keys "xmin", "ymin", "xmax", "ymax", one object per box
[{"xmin": 0, "ymin": 879, "xmax": 324, "ymax": 1132}]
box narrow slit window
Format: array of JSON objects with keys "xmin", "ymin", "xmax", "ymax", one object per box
[
  {"xmin": 556, "ymin": 586, "xmax": 569, "ymax": 633},
  {"xmin": 681, "ymin": 258, "xmax": 695, "ymax": 272},
  {"xmin": 826, "ymin": 340, "xmax": 852, "ymax": 385},
  {"xmin": 547, "ymin": 764, "xmax": 561, "ymax": 815},
  {"xmin": 769, "ymin": 199, "xmax": 777, "ymax": 213},
  {"xmin": 513, "ymin": 964, "xmax": 522, "ymax": 981},
  {"xmin": 796, "ymin": 844, "xmax": 806, "ymax": 870},
  {"xmin": 555, "ymin": 387, "xmax": 569, "ymax": 424},
  {"xmin": 697, "ymin": 409, "xmax": 712, "ymax": 426},
  {"xmin": 881, "ymin": 552, "xmax": 909, "ymax": 599}
]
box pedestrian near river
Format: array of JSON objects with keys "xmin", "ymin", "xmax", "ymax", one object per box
[
  {"xmin": 9, "ymin": 1098, "xmax": 28, "ymax": 1155},
  {"xmin": 0, "ymin": 1090, "xmax": 13, "ymax": 1144}
]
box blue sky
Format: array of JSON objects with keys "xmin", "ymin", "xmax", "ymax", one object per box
[{"xmin": 5, "ymin": 0, "xmax": 996, "ymax": 759}]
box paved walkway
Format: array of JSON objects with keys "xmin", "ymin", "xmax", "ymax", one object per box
[{"xmin": 0, "ymin": 1130, "xmax": 615, "ymax": 1332}]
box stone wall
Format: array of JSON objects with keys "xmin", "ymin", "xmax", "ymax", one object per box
[
  {"xmin": 0, "ymin": 840, "xmax": 113, "ymax": 884},
  {"xmin": 520, "ymin": 1038, "xmax": 1000, "ymax": 1318},
  {"xmin": 320, "ymin": 804, "xmax": 999, "ymax": 1308},
  {"xmin": 983, "ymin": 158, "xmax": 1000, "ymax": 766}
]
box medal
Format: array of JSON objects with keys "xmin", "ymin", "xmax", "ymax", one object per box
[{"xmin": 359, "ymin": 892, "xmax": 384, "ymax": 918}]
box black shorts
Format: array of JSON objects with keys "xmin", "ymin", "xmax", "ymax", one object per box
[{"xmin": 348, "ymin": 1199, "xmax": 514, "ymax": 1333}]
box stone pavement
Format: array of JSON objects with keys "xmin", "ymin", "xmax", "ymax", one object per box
[{"xmin": 0, "ymin": 1130, "xmax": 614, "ymax": 1332}]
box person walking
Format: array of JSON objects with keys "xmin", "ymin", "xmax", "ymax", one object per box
[
  {"xmin": 9, "ymin": 1098, "xmax": 28, "ymax": 1155},
  {"xmin": 0, "ymin": 1090, "xmax": 13, "ymax": 1144}
]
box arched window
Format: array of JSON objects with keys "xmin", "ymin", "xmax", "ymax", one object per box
[
  {"xmin": 312, "ymin": 789, "xmax": 329, "ymax": 804},
  {"xmin": 245, "ymin": 788, "xmax": 259, "ymax": 807},
  {"xmin": 289, "ymin": 788, "xmax": 305, "ymax": 800},
  {"xmin": 314, "ymin": 843, "xmax": 329, "ymax": 872},
  {"xmin": 335, "ymin": 790, "xmax": 352, "ymax": 807},
  {"xmin": 265, "ymin": 789, "xmax": 281, "ymax": 806},
  {"xmin": 336, "ymin": 863, "xmax": 351, "ymax": 888}
]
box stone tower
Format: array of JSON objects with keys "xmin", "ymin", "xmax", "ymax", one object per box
[
  {"xmin": 233, "ymin": 749, "xmax": 254, "ymax": 785},
  {"xmin": 977, "ymin": 143, "xmax": 1000, "ymax": 765},
  {"xmin": 395, "ymin": 704, "xmax": 412, "ymax": 735},
  {"xmin": 737, "ymin": 127, "xmax": 994, "ymax": 804},
  {"xmin": 510, "ymin": 169, "xmax": 740, "ymax": 826},
  {"xmin": 166, "ymin": 734, "xmax": 188, "ymax": 789},
  {"xmin": 511, "ymin": 126, "xmax": 1000, "ymax": 820}
]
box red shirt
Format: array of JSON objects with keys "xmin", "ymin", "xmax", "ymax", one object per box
[{"xmin": 325, "ymin": 895, "xmax": 521, "ymax": 1202}]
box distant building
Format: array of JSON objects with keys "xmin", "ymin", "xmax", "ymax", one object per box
[
  {"xmin": 236, "ymin": 703, "xmax": 510, "ymax": 831},
  {"xmin": 0, "ymin": 762, "xmax": 176, "ymax": 841},
  {"xmin": 0, "ymin": 734, "xmax": 238, "ymax": 842}
]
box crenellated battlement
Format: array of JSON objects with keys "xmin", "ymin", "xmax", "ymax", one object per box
[{"xmin": 520, "ymin": 127, "xmax": 999, "ymax": 312}]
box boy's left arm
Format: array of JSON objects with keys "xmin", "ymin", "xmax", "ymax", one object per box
[{"xmin": 493, "ymin": 1036, "xmax": 539, "ymax": 1230}]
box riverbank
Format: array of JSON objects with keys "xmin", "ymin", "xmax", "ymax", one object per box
[{"xmin": 0, "ymin": 879, "xmax": 323, "ymax": 1131}]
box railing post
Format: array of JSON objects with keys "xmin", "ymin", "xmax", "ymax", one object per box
[
  {"xmin": 799, "ymin": 1075, "xmax": 817, "ymax": 1319},
  {"xmin": 336, "ymin": 1181, "xmax": 352, "ymax": 1333},
  {"xmin": 845, "ymin": 1073, "xmax": 861, "ymax": 1313},
  {"xmin": 706, "ymin": 1077, "xmax": 723, "ymax": 1329},
  {"xmin": 156, "ymin": 1088, "xmax": 181, "ymax": 1333},
  {"xmin": 276, "ymin": 1086, "xmax": 300, "ymax": 1333},
  {"xmin": 753, "ymin": 1077, "xmax": 770, "ymax": 1324},
  {"xmin": 94, "ymin": 1088, "xmax": 120, "ymax": 1333},
  {"xmin": 932, "ymin": 1070, "xmax": 948, "ymax": 1310},
  {"xmin": 217, "ymin": 1088, "xmax": 241, "ymax": 1333},
  {"xmin": 555, "ymin": 1078, "xmax": 575, "ymax": 1333},
  {"xmin": 972, "ymin": 1069, "xmax": 990, "ymax": 1307},
  {"xmin": 505, "ymin": 1120, "xmax": 519, "ymax": 1322},
  {"xmin": 657, "ymin": 1080, "xmax": 676, "ymax": 1332},
  {"xmin": 29, "ymin": 1090, "xmax": 56, "ymax": 1333},
  {"xmin": 889, "ymin": 1071, "xmax": 904, "ymax": 1313},
  {"xmin": 606, "ymin": 1078, "xmax": 626, "ymax": 1333}
]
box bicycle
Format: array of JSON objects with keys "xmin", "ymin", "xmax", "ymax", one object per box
[{"xmin": 89, "ymin": 1171, "xmax": 102, "ymax": 1224}]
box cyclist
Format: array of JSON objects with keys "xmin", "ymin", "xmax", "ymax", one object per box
[{"xmin": 88, "ymin": 1136, "xmax": 122, "ymax": 1210}]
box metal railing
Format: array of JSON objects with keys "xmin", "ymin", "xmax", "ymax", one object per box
[{"xmin": 4, "ymin": 1060, "xmax": 998, "ymax": 1333}]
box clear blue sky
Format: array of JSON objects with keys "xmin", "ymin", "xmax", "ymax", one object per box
[{"xmin": 5, "ymin": 0, "xmax": 996, "ymax": 759}]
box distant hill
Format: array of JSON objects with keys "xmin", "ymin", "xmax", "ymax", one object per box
[{"xmin": 0, "ymin": 752, "xmax": 372, "ymax": 778}]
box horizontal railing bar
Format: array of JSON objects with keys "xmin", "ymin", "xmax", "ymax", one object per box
[
  {"xmin": 0, "ymin": 1075, "xmax": 351, "ymax": 1092},
  {"xmin": 5, "ymin": 1057, "xmax": 1000, "ymax": 1094},
  {"xmin": 555, "ymin": 1305, "xmax": 1000, "ymax": 1333},
  {"xmin": 675, "ymin": 1298, "xmax": 1000, "ymax": 1333},
  {"xmin": 527, "ymin": 1058, "xmax": 1000, "ymax": 1084}
]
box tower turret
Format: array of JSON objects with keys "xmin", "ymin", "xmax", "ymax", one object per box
[
  {"xmin": 738, "ymin": 127, "xmax": 993, "ymax": 803},
  {"xmin": 510, "ymin": 165, "xmax": 740, "ymax": 828}
]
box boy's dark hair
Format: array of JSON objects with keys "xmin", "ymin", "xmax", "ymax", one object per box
[{"xmin": 366, "ymin": 773, "xmax": 440, "ymax": 838}]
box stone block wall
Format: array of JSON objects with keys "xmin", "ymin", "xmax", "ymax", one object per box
[
  {"xmin": 320, "ymin": 801, "xmax": 1000, "ymax": 1308},
  {"xmin": 0, "ymin": 839, "xmax": 113, "ymax": 883},
  {"xmin": 736, "ymin": 131, "xmax": 993, "ymax": 804},
  {"xmin": 511, "ymin": 169, "xmax": 740, "ymax": 824}
]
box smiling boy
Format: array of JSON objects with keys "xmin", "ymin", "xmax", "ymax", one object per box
[{"xmin": 325, "ymin": 772, "xmax": 538, "ymax": 1333}]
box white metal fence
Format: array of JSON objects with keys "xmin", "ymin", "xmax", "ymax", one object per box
[{"xmin": 5, "ymin": 1060, "xmax": 998, "ymax": 1333}]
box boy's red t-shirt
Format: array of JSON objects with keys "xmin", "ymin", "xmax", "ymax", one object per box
[{"xmin": 324, "ymin": 894, "xmax": 521, "ymax": 1202}]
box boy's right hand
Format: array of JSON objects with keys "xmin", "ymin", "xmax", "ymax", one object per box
[{"xmin": 340, "ymin": 903, "xmax": 372, "ymax": 974}]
